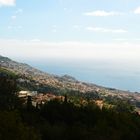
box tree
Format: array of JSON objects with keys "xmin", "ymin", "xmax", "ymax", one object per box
[
  {"xmin": 0, "ymin": 111, "xmax": 40, "ymax": 140},
  {"xmin": 0, "ymin": 75, "xmax": 21, "ymax": 110},
  {"xmin": 27, "ymin": 95, "xmax": 33, "ymax": 111}
]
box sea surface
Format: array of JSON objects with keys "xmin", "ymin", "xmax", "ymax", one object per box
[{"xmin": 20, "ymin": 58, "xmax": 140, "ymax": 92}]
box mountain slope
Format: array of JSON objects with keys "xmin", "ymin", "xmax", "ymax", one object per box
[
  {"xmin": 1, "ymin": 55, "xmax": 140, "ymax": 108},
  {"xmin": 0, "ymin": 55, "xmax": 100, "ymax": 93}
]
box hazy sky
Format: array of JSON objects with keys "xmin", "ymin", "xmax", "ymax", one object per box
[{"xmin": 0, "ymin": 0, "xmax": 140, "ymax": 61}]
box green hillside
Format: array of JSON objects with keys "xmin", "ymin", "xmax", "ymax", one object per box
[{"xmin": 1, "ymin": 72, "xmax": 140, "ymax": 140}]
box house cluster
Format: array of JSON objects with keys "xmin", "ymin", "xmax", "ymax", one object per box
[
  {"xmin": 18, "ymin": 91, "xmax": 104, "ymax": 109},
  {"xmin": 18, "ymin": 91, "xmax": 65, "ymax": 107},
  {"xmin": 35, "ymin": 93, "xmax": 64, "ymax": 104},
  {"xmin": 18, "ymin": 90, "xmax": 38, "ymax": 98}
]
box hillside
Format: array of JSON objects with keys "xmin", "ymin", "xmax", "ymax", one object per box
[
  {"xmin": 1, "ymin": 55, "xmax": 140, "ymax": 109},
  {"xmin": 1, "ymin": 71, "xmax": 140, "ymax": 140}
]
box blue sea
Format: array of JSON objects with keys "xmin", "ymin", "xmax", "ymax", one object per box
[{"xmin": 18, "ymin": 58, "xmax": 140, "ymax": 92}]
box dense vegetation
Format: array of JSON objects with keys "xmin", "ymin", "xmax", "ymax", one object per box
[{"xmin": 1, "ymin": 68, "xmax": 140, "ymax": 140}]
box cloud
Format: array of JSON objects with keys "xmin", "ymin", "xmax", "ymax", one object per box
[
  {"xmin": 0, "ymin": 40, "xmax": 140, "ymax": 64},
  {"xmin": 7, "ymin": 25, "xmax": 22, "ymax": 30},
  {"xmin": 51, "ymin": 25, "xmax": 57, "ymax": 33},
  {"xmin": 114, "ymin": 38, "xmax": 140, "ymax": 42},
  {"xmin": 63, "ymin": 7, "xmax": 72, "ymax": 13},
  {"xmin": 52, "ymin": 29, "xmax": 57, "ymax": 32},
  {"xmin": 0, "ymin": 0, "xmax": 16, "ymax": 6},
  {"xmin": 114, "ymin": 38, "xmax": 128, "ymax": 41},
  {"xmin": 86, "ymin": 27, "xmax": 127, "ymax": 33},
  {"xmin": 83, "ymin": 10, "xmax": 123, "ymax": 16},
  {"xmin": 73, "ymin": 25, "xmax": 82, "ymax": 30},
  {"xmin": 30, "ymin": 39, "xmax": 41, "ymax": 42},
  {"xmin": 134, "ymin": 7, "xmax": 140, "ymax": 14},
  {"xmin": 52, "ymin": 25, "xmax": 56, "ymax": 28},
  {"xmin": 64, "ymin": 8, "xmax": 67, "ymax": 11},
  {"xmin": 8, "ymin": 9, "xmax": 23, "ymax": 28},
  {"xmin": 17, "ymin": 25, "xmax": 22, "ymax": 29},
  {"xmin": 15, "ymin": 8, "xmax": 23, "ymax": 14},
  {"xmin": 11, "ymin": 15, "xmax": 16, "ymax": 19},
  {"xmin": 7, "ymin": 26, "xmax": 12, "ymax": 29}
]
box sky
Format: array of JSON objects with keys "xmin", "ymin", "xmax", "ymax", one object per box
[
  {"xmin": 1, "ymin": 0, "xmax": 140, "ymax": 91},
  {"xmin": 0, "ymin": 0, "xmax": 140, "ymax": 58}
]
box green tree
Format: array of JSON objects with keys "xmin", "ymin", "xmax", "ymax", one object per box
[
  {"xmin": 0, "ymin": 75, "xmax": 21, "ymax": 110},
  {"xmin": 0, "ymin": 111, "xmax": 40, "ymax": 140}
]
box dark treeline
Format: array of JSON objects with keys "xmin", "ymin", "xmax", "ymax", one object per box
[{"xmin": 1, "ymin": 69, "xmax": 140, "ymax": 140}]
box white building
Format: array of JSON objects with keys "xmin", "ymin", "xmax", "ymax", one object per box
[{"xmin": 18, "ymin": 91, "xmax": 38, "ymax": 98}]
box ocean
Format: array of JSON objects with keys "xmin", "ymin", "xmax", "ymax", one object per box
[{"xmin": 23, "ymin": 58, "xmax": 140, "ymax": 92}]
